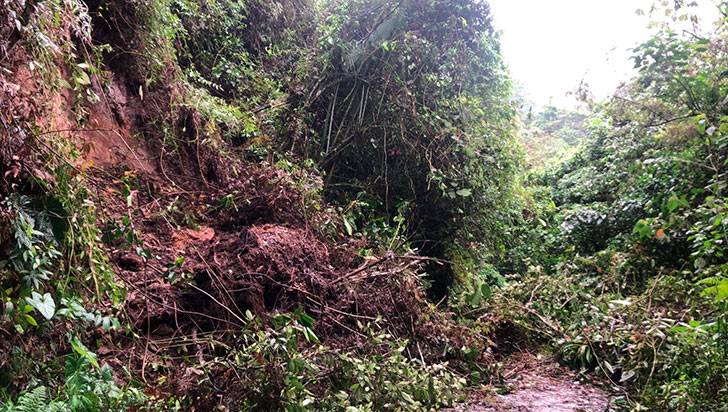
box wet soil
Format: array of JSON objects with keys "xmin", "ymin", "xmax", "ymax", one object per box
[{"xmin": 449, "ymin": 352, "xmax": 611, "ymax": 412}]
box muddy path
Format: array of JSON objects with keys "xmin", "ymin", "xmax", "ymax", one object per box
[{"xmin": 447, "ymin": 352, "xmax": 612, "ymax": 412}]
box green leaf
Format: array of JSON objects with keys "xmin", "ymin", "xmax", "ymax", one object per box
[
  {"xmin": 298, "ymin": 312, "xmax": 315, "ymax": 328},
  {"xmin": 24, "ymin": 314, "xmax": 38, "ymax": 327},
  {"xmin": 456, "ymin": 188, "xmax": 472, "ymax": 197},
  {"xmin": 468, "ymin": 279, "xmax": 487, "ymax": 307},
  {"xmin": 470, "ymin": 370, "xmax": 481, "ymax": 385},
  {"xmin": 25, "ymin": 292, "xmax": 55, "ymax": 320},
  {"xmin": 665, "ymin": 194, "xmax": 688, "ymax": 214},
  {"xmin": 481, "ymin": 283, "xmax": 492, "ymax": 300},
  {"xmin": 75, "ymin": 71, "xmax": 91, "ymax": 86},
  {"xmin": 302, "ymin": 326, "xmax": 319, "ymax": 344},
  {"xmin": 700, "ymin": 278, "xmax": 728, "ymax": 303},
  {"xmin": 70, "ymin": 336, "xmax": 100, "ymax": 368},
  {"xmin": 464, "ymin": 347, "xmax": 479, "ymax": 362},
  {"xmin": 633, "ymin": 219, "xmax": 652, "ymax": 239},
  {"xmin": 342, "ymin": 215, "xmax": 354, "ymax": 236}
]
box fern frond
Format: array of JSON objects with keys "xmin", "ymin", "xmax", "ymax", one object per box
[{"xmin": 8, "ymin": 386, "xmax": 48, "ymax": 412}]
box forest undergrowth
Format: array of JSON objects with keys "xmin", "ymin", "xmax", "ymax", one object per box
[{"xmin": 0, "ymin": 0, "xmax": 726, "ymax": 411}]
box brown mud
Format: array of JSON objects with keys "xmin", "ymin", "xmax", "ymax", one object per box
[
  {"xmin": 450, "ymin": 352, "xmax": 611, "ymax": 412},
  {"xmin": 78, "ymin": 101, "xmax": 471, "ymax": 402}
]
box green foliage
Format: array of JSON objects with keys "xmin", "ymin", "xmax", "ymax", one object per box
[
  {"xmin": 214, "ymin": 312, "xmax": 464, "ymax": 411},
  {"xmin": 22, "ymin": 0, "xmax": 93, "ymax": 84},
  {"xmin": 293, "ymin": 0, "xmax": 521, "ymax": 295},
  {"xmin": 520, "ymin": 105, "xmax": 590, "ymax": 167},
  {"xmin": 13, "ymin": 0, "xmax": 728, "ymax": 409},
  {"xmin": 85, "ymin": 0, "xmax": 523, "ymax": 300},
  {"xmin": 47, "ymin": 147, "xmax": 121, "ymax": 304},
  {"xmin": 1, "ymin": 195, "xmax": 61, "ymax": 331},
  {"xmin": 1, "ymin": 346, "xmax": 145, "ymax": 412},
  {"xmin": 3, "ymin": 195, "xmax": 61, "ymax": 291},
  {"xmin": 2, "ymin": 387, "xmax": 62, "ymax": 412},
  {"xmin": 1, "ymin": 160, "xmax": 129, "ymax": 403},
  {"xmin": 57, "ymin": 298, "xmax": 121, "ymax": 331},
  {"xmin": 332, "ymin": 341, "xmax": 464, "ymax": 411},
  {"xmin": 15, "ymin": 0, "xmax": 109, "ymax": 124},
  {"xmin": 174, "ymin": 0, "xmax": 306, "ymax": 106},
  {"xmin": 118, "ymin": 0, "xmax": 185, "ymax": 86},
  {"xmin": 181, "ymin": 87, "xmax": 259, "ymax": 141},
  {"xmin": 501, "ymin": 8, "xmax": 728, "ymax": 409}
]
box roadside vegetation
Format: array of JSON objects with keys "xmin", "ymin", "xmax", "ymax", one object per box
[
  {"xmin": 495, "ymin": 6, "xmax": 728, "ymax": 409},
  {"xmin": 0, "ymin": 0, "xmax": 726, "ymax": 410}
]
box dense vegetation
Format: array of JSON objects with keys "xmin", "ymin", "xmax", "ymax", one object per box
[
  {"xmin": 0, "ymin": 0, "xmax": 726, "ymax": 410},
  {"xmin": 496, "ymin": 6, "xmax": 728, "ymax": 410},
  {"xmin": 519, "ymin": 105, "xmax": 589, "ymax": 168}
]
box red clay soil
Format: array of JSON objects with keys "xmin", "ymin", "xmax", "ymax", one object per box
[
  {"xmin": 448, "ymin": 352, "xmax": 612, "ymax": 412},
  {"xmin": 82, "ymin": 75, "xmax": 157, "ymax": 175},
  {"xmin": 77, "ymin": 114, "xmax": 467, "ymax": 397}
]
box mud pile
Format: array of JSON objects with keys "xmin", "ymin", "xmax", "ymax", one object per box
[{"xmin": 0, "ymin": 1, "xmax": 481, "ymax": 404}]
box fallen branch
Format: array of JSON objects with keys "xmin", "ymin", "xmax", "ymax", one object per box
[
  {"xmin": 521, "ymin": 304, "xmax": 568, "ymax": 340},
  {"xmin": 332, "ymin": 252, "xmax": 429, "ymax": 286}
]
